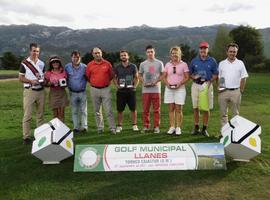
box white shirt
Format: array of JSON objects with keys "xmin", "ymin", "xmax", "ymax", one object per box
[
  {"xmin": 19, "ymin": 57, "xmax": 45, "ymax": 89},
  {"xmin": 218, "ymin": 58, "xmax": 248, "ymax": 88}
]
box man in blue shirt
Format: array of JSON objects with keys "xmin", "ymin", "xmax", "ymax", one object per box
[
  {"xmin": 65, "ymin": 51, "xmax": 88, "ymax": 134},
  {"xmin": 189, "ymin": 42, "xmax": 218, "ymax": 137}
]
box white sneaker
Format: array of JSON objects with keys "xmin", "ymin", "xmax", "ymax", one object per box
[
  {"xmin": 175, "ymin": 127, "xmax": 182, "ymax": 135},
  {"xmin": 141, "ymin": 127, "xmax": 150, "ymax": 133},
  {"xmin": 167, "ymin": 127, "xmax": 175, "ymax": 135},
  {"xmin": 132, "ymin": 125, "xmax": 139, "ymax": 131},
  {"xmin": 154, "ymin": 127, "xmax": 160, "ymax": 134},
  {"xmin": 116, "ymin": 126, "xmax": 122, "ymax": 133}
]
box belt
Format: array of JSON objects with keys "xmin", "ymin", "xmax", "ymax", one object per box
[
  {"xmin": 91, "ymin": 85, "xmax": 109, "ymax": 89},
  {"xmin": 226, "ymin": 88, "xmax": 239, "ymax": 91},
  {"xmin": 69, "ymin": 89, "xmax": 85, "ymax": 93},
  {"xmin": 24, "ymin": 87, "xmax": 44, "ymax": 91}
]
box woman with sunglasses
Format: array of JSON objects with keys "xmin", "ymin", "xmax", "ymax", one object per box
[
  {"xmin": 163, "ymin": 46, "xmax": 189, "ymax": 135},
  {"xmin": 45, "ymin": 56, "xmax": 69, "ymax": 122}
]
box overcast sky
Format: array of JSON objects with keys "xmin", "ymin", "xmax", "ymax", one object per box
[{"xmin": 0, "ymin": 0, "xmax": 269, "ymax": 29}]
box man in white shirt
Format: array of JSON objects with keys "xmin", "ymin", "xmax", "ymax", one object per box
[
  {"xmin": 19, "ymin": 43, "xmax": 45, "ymax": 145},
  {"xmin": 218, "ymin": 43, "xmax": 248, "ymax": 132}
]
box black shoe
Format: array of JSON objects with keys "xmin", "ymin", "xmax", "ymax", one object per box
[
  {"xmin": 97, "ymin": 129, "xmax": 104, "ymax": 134},
  {"xmin": 23, "ymin": 138, "xmax": 32, "ymax": 145},
  {"xmin": 191, "ymin": 129, "xmax": 200, "ymax": 135},
  {"xmin": 73, "ymin": 129, "xmax": 80, "ymax": 134},
  {"xmin": 201, "ymin": 129, "xmax": 210, "ymax": 137},
  {"xmin": 80, "ymin": 128, "xmax": 88, "ymax": 133}
]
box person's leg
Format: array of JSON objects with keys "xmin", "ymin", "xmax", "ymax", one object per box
[
  {"xmin": 201, "ymin": 84, "xmax": 214, "ymax": 136},
  {"xmin": 168, "ymin": 104, "xmax": 175, "ymax": 128},
  {"xmin": 191, "ymin": 83, "xmax": 200, "ymax": 133},
  {"xmin": 53, "ymin": 108, "xmax": 58, "ymax": 119},
  {"xmin": 127, "ymin": 91, "xmax": 137, "ymax": 125},
  {"xmin": 36, "ymin": 90, "xmax": 45, "ymax": 127},
  {"xmin": 142, "ymin": 93, "xmax": 151, "ymax": 129},
  {"xmin": 59, "ymin": 107, "xmax": 65, "ymax": 122},
  {"xmin": 70, "ymin": 92, "xmax": 80, "ymax": 130},
  {"xmin": 175, "ymin": 104, "xmax": 183, "ymax": 128},
  {"xmin": 22, "ymin": 89, "xmax": 35, "ymax": 139},
  {"xmin": 79, "ymin": 92, "xmax": 88, "ymax": 130},
  {"xmin": 101, "ymin": 87, "xmax": 115, "ymax": 131},
  {"xmin": 90, "ymin": 87, "xmax": 104, "ymax": 131},
  {"xmin": 116, "ymin": 91, "xmax": 125, "ymax": 127},
  {"xmin": 152, "ymin": 93, "xmax": 161, "ymax": 129},
  {"xmin": 231, "ymin": 89, "xmax": 242, "ymax": 118},
  {"xmin": 218, "ymin": 91, "xmax": 230, "ymax": 129}
]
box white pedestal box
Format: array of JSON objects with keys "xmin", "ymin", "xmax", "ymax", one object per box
[
  {"xmin": 220, "ymin": 115, "xmax": 261, "ymax": 162},
  {"xmin": 31, "ymin": 118, "xmax": 74, "ymax": 164}
]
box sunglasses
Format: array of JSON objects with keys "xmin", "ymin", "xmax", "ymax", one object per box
[{"xmin": 173, "ymin": 66, "xmax": 176, "ymax": 74}]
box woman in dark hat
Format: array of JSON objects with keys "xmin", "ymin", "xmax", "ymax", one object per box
[{"xmin": 45, "ymin": 56, "xmax": 69, "ymax": 122}]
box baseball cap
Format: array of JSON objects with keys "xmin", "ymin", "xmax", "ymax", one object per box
[{"xmin": 199, "ymin": 41, "xmax": 209, "ymax": 48}]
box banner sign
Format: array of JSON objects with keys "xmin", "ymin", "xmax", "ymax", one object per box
[{"xmin": 74, "ymin": 143, "xmax": 226, "ymax": 172}]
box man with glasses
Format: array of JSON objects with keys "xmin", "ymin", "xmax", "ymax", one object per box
[
  {"xmin": 86, "ymin": 47, "xmax": 116, "ymax": 134},
  {"xmin": 217, "ymin": 43, "xmax": 248, "ymax": 136},
  {"xmin": 65, "ymin": 50, "xmax": 88, "ymax": 134},
  {"xmin": 139, "ymin": 45, "xmax": 164, "ymax": 133},
  {"xmin": 189, "ymin": 41, "xmax": 218, "ymax": 137}
]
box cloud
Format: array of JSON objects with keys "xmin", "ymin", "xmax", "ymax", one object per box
[
  {"xmin": 206, "ymin": 2, "xmax": 255, "ymax": 13},
  {"xmin": 0, "ymin": 0, "xmax": 75, "ymax": 23}
]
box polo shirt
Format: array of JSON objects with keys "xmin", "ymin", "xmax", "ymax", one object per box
[
  {"xmin": 86, "ymin": 59, "xmax": 113, "ymax": 88},
  {"xmin": 189, "ymin": 56, "xmax": 218, "ymax": 83},
  {"xmin": 218, "ymin": 58, "xmax": 248, "ymax": 88},
  {"xmin": 114, "ymin": 63, "xmax": 138, "ymax": 91},
  {"xmin": 19, "ymin": 57, "xmax": 45, "ymax": 89},
  {"xmin": 65, "ymin": 63, "xmax": 87, "ymax": 92},
  {"xmin": 164, "ymin": 60, "xmax": 189, "ymax": 85}
]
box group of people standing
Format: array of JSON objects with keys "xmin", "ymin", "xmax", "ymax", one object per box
[{"xmin": 19, "ymin": 42, "xmax": 248, "ymax": 145}]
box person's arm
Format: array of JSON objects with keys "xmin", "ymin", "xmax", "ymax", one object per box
[
  {"xmin": 18, "ymin": 74, "xmax": 39, "ymax": 85},
  {"xmin": 113, "ymin": 69, "xmax": 119, "ymax": 89},
  {"xmin": 180, "ymin": 72, "xmax": 190, "ymax": 85},
  {"xmin": 163, "ymin": 72, "xmax": 170, "ymax": 88},
  {"xmin": 240, "ymin": 78, "xmax": 247, "ymax": 93},
  {"xmin": 138, "ymin": 73, "xmax": 144, "ymax": 86},
  {"xmin": 133, "ymin": 72, "xmax": 139, "ymax": 88},
  {"xmin": 152, "ymin": 62, "xmax": 165, "ymax": 86},
  {"xmin": 152, "ymin": 71, "xmax": 164, "ymax": 86}
]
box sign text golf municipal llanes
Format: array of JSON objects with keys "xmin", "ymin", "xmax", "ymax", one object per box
[{"xmin": 74, "ymin": 143, "xmax": 226, "ymax": 172}]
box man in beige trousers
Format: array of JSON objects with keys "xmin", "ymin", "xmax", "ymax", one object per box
[
  {"xmin": 218, "ymin": 43, "xmax": 248, "ymax": 136},
  {"xmin": 19, "ymin": 43, "xmax": 46, "ymax": 145}
]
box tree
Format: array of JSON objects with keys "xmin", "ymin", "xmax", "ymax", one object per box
[
  {"xmin": 0, "ymin": 52, "xmax": 23, "ymax": 70},
  {"xmin": 229, "ymin": 25, "xmax": 265, "ymax": 70},
  {"xmin": 212, "ymin": 26, "xmax": 232, "ymax": 62},
  {"xmin": 179, "ymin": 44, "xmax": 197, "ymax": 64}
]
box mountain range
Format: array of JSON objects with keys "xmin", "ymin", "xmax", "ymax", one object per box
[{"xmin": 1, "ymin": 23, "xmax": 270, "ymax": 63}]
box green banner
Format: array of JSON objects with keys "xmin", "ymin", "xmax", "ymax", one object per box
[{"xmin": 74, "ymin": 143, "xmax": 226, "ymax": 172}]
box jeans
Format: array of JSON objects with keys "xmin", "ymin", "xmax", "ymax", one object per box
[{"xmin": 69, "ymin": 91, "xmax": 88, "ymax": 130}]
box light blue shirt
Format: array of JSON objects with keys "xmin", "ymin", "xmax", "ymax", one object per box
[{"xmin": 65, "ymin": 63, "xmax": 87, "ymax": 92}]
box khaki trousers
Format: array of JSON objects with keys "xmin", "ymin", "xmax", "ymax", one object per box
[
  {"xmin": 218, "ymin": 88, "xmax": 242, "ymax": 128},
  {"xmin": 22, "ymin": 89, "xmax": 45, "ymax": 139}
]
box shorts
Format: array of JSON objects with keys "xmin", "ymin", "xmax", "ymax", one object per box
[
  {"xmin": 116, "ymin": 90, "xmax": 136, "ymax": 112},
  {"xmin": 191, "ymin": 82, "xmax": 213, "ymax": 109},
  {"xmin": 164, "ymin": 86, "xmax": 186, "ymax": 105}
]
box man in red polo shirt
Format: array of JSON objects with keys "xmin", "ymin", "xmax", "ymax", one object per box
[{"xmin": 86, "ymin": 47, "xmax": 116, "ymax": 134}]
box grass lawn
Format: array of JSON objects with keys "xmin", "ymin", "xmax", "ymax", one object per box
[
  {"xmin": 0, "ymin": 74, "xmax": 269, "ymax": 200},
  {"xmin": 0, "ymin": 70, "xmax": 18, "ymax": 75}
]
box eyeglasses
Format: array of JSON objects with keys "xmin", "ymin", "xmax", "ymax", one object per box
[{"xmin": 173, "ymin": 66, "xmax": 176, "ymax": 74}]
